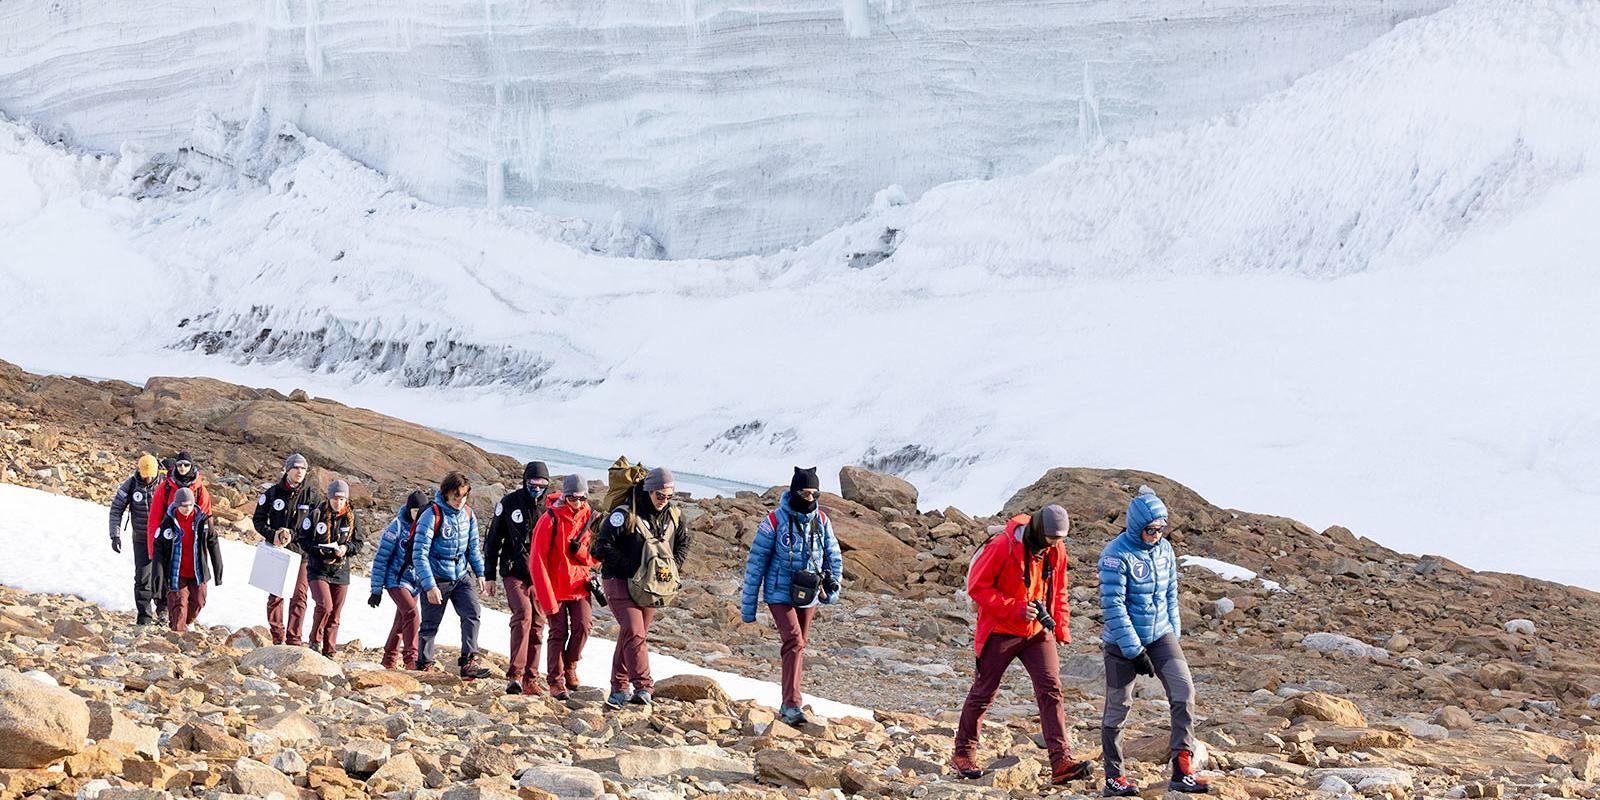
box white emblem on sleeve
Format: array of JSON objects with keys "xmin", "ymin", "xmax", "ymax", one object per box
[
  {"xmin": 608, "ymin": 511, "xmax": 626, "ymax": 528},
  {"xmin": 495, "ymin": 502, "xmax": 503, "ymax": 516},
  {"xmin": 302, "ymin": 518, "xmax": 312, "ymax": 530}
]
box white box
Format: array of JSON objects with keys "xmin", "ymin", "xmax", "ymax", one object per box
[{"xmin": 249, "ymin": 544, "xmax": 303, "ymax": 597}]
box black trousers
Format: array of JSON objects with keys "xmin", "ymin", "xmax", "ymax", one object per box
[{"xmin": 133, "ymin": 535, "xmax": 164, "ymax": 621}]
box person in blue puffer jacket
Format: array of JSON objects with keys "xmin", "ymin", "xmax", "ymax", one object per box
[
  {"xmin": 368, "ymin": 490, "xmax": 427, "ymax": 669},
  {"xmin": 739, "ymin": 467, "xmax": 844, "ymax": 726},
  {"xmin": 412, "ymin": 472, "xmax": 491, "ymax": 679},
  {"xmin": 1097, "ymin": 487, "xmax": 1209, "ymax": 796}
]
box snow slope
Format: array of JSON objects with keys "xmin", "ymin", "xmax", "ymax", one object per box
[
  {"xmin": 0, "ymin": 483, "xmax": 869, "ymax": 719},
  {"xmin": 0, "ymin": 0, "xmax": 1450, "ymax": 257},
  {"xmin": 1, "ymin": 0, "xmax": 1598, "ymax": 590}
]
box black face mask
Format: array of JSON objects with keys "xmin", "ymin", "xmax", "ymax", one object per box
[{"xmin": 788, "ymin": 493, "xmax": 818, "ymax": 515}]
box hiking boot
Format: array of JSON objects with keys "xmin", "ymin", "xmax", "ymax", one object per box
[
  {"xmin": 1050, "ymin": 758, "xmax": 1094, "ymax": 785},
  {"xmin": 381, "ymin": 656, "xmax": 398, "ymax": 670},
  {"xmin": 524, "ymin": 678, "xmax": 547, "ymax": 696},
  {"xmin": 1169, "ymin": 751, "xmax": 1211, "ymax": 794},
  {"xmin": 1103, "ymin": 775, "xmax": 1140, "ymax": 797},
  {"xmin": 949, "ymin": 752, "xmax": 984, "ymax": 779},
  {"xmin": 460, "ymin": 658, "xmax": 492, "ymax": 680},
  {"xmin": 505, "ymin": 681, "xmax": 523, "ymax": 696},
  {"xmin": 551, "ymin": 690, "xmax": 571, "ymax": 701},
  {"xmin": 605, "ymin": 691, "xmax": 630, "ymax": 708},
  {"xmin": 629, "ymin": 690, "xmax": 653, "ymax": 706},
  {"xmin": 414, "ymin": 660, "xmax": 441, "ymax": 673},
  {"xmin": 321, "ymin": 647, "xmax": 337, "ymax": 660},
  {"xmin": 778, "ymin": 706, "xmax": 809, "ymax": 727}
]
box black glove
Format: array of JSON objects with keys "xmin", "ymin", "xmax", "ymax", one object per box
[
  {"xmin": 821, "ymin": 575, "xmax": 840, "ymax": 596},
  {"xmin": 110, "ymin": 535, "xmax": 122, "ymax": 554},
  {"xmin": 368, "ymin": 592, "xmax": 382, "ymax": 608},
  {"xmin": 1133, "ymin": 650, "xmax": 1156, "ymax": 677}
]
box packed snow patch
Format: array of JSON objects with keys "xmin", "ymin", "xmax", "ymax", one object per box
[{"xmin": 1179, "ymin": 556, "xmax": 1285, "ymax": 594}]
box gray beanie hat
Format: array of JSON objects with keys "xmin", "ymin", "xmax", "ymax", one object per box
[
  {"xmin": 285, "ymin": 453, "xmax": 309, "ymax": 471},
  {"xmin": 328, "ymin": 479, "xmax": 350, "ymax": 497},
  {"xmin": 642, "ymin": 467, "xmax": 675, "ymax": 493},
  {"xmin": 1037, "ymin": 504, "xmax": 1070, "ymax": 538},
  {"xmin": 173, "ymin": 487, "xmax": 196, "ymax": 506},
  {"xmin": 562, "ymin": 473, "xmax": 587, "ymax": 496}
]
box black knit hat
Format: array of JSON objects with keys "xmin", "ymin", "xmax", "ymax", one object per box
[
  {"xmin": 790, "ymin": 467, "xmax": 820, "ymax": 493},
  {"xmin": 174, "ymin": 451, "xmax": 194, "ymax": 465},
  {"xmin": 404, "ymin": 490, "xmax": 428, "ymax": 515},
  {"xmin": 524, "ymin": 461, "xmax": 550, "ymax": 482}
]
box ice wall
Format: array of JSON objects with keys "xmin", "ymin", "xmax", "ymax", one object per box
[{"xmin": 0, "ymin": 0, "xmax": 1450, "ymax": 258}]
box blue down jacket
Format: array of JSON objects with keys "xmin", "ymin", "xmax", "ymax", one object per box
[
  {"xmin": 740, "ymin": 493, "xmax": 844, "ymax": 621},
  {"xmin": 1099, "ymin": 489, "xmax": 1181, "ymax": 658}
]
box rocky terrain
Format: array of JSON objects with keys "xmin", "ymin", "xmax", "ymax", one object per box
[{"xmin": 3, "ymin": 360, "xmax": 1600, "ymax": 799}]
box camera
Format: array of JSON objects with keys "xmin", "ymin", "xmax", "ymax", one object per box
[{"xmin": 1032, "ymin": 600, "xmax": 1056, "ymax": 632}]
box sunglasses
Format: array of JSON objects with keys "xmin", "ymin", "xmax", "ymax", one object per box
[
  {"xmin": 175, "ymin": 461, "xmax": 193, "ymax": 469},
  {"xmin": 795, "ymin": 489, "xmax": 820, "ymax": 501},
  {"xmin": 651, "ymin": 490, "xmax": 676, "ymax": 501},
  {"xmin": 1144, "ymin": 524, "xmax": 1168, "ymax": 535}
]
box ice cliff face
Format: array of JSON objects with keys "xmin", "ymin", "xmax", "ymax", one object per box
[{"xmin": 0, "ymin": 0, "xmax": 1448, "ymax": 258}]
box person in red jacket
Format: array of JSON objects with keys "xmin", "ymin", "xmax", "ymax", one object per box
[
  {"xmin": 146, "ymin": 452, "xmax": 213, "ymax": 564},
  {"xmin": 953, "ymin": 504, "xmax": 1094, "ymax": 786},
  {"xmin": 530, "ymin": 473, "xmax": 597, "ymax": 700},
  {"xmin": 155, "ymin": 487, "xmax": 223, "ymax": 633}
]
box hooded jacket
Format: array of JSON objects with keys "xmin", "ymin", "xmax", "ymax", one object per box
[
  {"xmin": 739, "ymin": 492, "xmax": 844, "ymax": 621},
  {"xmin": 967, "ymin": 513, "xmax": 1071, "ymax": 656},
  {"xmin": 156, "ymin": 508, "xmax": 223, "ymax": 587},
  {"xmin": 146, "ymin": 468, "xmax": 212, "ymax": 559},
  {"xmin": 485, "ymin": 485, "xmax": 549, "ymax": 583},
  {"xmin": 251, "ymin": 475, "xmax": 323, "ymax": 553},
  {"xmin": 529, "ymin": 494, "xmax": 597, "ymax": 614},
  {"xmin": 109, "ymin": 472, "xmax": 158, "ymax": 543},
  {"xmin": 1098, "ymin": 490, "xmax": 1181, "ymax": 658},
  {"xmin": 411, "ymin": 493, "xmax": 484, "ymax": 591},
  {"xmin": 299, "ymin": 501, "xmax": 365, "ymax": 585},
  {"xmin": 593, "ymin": 485, "xmax": 690, "ymax": 581},
  {"xmin": 370, "ymin": 512, "xmax": 421, "ymax": 594}
]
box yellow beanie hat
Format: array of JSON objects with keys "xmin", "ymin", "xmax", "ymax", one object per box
[{"xmin": 137, "ymin": 454, "xmax": 160, "ymax": 480}]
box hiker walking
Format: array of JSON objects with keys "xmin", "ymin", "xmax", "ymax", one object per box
[
  {"xmin": 109, "ymin": 453, "xmax": 162, "ymax": 624},
  {"xmin": 530, "ymin": 473, "xmax": 597, "ymax": 700},
  {"xmin": 593, "ymin": 465, "xmax": 691, "ymax": 707},
  {"xmin": 1098, "ymin": 487, "xmax": 1209, "ymax": 795},
  {"xmin": 953, "ymin": 504, "xmax": 1094, "ymax": 786},
  {"xmin": 252, "ymin": 453, "xmax": 322, "ymax": 645},
  {"xmin": 413, "ymin": 471, "xmax": 492, "ymax": 679},
  {"xmin": 154, "ymin": 487, "xmax": 223, "ymax": 633},
  {"xmin": 301, "ymin": 479, "xmax": 365, "ymax": 658},
  {"xmin": 485, "ymin": 461, "xmax": 553, "ymax": 695},
  {"xmin": 146, "ymin": 451, "xmax": 213, "ymax": 554},
  {"xmin": 369, "ymin": 490, "xmax": 428, "ymax": 669},
  {"xmin": 739, "ymin": 467, "xmax": 843, "ymax": 726}
]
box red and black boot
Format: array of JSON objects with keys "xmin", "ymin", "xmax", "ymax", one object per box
[
  {"xmin": 950, "ymin": 750, "xmax": 984, "ymax": 779},
  {"xmin": 1168, "ymin": 750, "xmax": 1211, "ymax": 793},
  {"xmin": 1050, "ymin": 757, "xmax": 1095, "ymax": 785}
]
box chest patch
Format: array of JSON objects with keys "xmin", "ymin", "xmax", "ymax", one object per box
[
  {"xmin": 511, "ymin": 509, "xmax": 524, "ymax": 524},
  {"xmin": 133, "ymin": 491, "xmax": 145, "ymax": 503},
  {"xmin": 316, "ymin": 522, "xmax": 328, "ymax": 535},
  {"xmin": 1130, "ymin": 559, "xmax": 1151, "ymax": 581},
  {"xmin": 273, "ymin": 498, "xmax": 286, "ymax": 511},
  {"xmin": 609, "ymin": 511, "xmax": 627, "ymax": 528},
  {"xmin": 1099, "ymin": 556, "xmax": 1123, "ymax": 572}
]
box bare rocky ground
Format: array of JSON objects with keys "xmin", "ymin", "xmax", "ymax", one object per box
[{"xmin": 3, "ymin": 361, "xmax": 1600, "ymax": 799}]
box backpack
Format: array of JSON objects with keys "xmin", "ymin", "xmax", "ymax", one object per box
[
  {"xmin": 400, "ymin": 502, "xmax": 446, "ymax": 575},
  {"xmin": 589, "ymin": 456, "xmax": 649, "ymax": 536},
  {"xmin": 627, "ymin": 506, "xmax": 683, "ymax": 608}
]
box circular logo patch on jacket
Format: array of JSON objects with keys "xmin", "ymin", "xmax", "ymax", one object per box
[
  {"xmin": 609, "ymin": 511, "xmax": 627, "ymax": 528},
  {"xmin": 316, "ymin": 522, "xmax": 328, "ymax": 535},
  {"xmin": 511, "ymin": 509, "xmax": 524, "ymax": 524},
  {"xmin": 133, "ymin": 491, "xmax": 144, "ymax": 502},
  {"xmin": 163, "ymin": 529, "xmax": 175, "ymax": 540},
  {"xmin": 495, "ymin": 502, "xmax": 503, "ymax": 516},
  {"xmin": 273, "ymin": 498, "xmax": 286, "ymax": 511},
  {"xmin": 1130, "ymin": 559, "xmax": 1151, "ymax": 581},
  {"xmin": 302, "ymin": 518, "xmax": 312, "ymax": 530}
]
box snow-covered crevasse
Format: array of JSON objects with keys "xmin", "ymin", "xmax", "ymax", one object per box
[
  {"xmin": 0, "ymin": 0, "xmax": 1451, "ymax": 258},
  {"xmin": 3, "ymin": 0, "xmax": 1600, "ymax": 589}
]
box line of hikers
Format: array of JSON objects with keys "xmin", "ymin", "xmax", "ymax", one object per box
[{"xmin": 109, "ymin": 452, "xmax": 1208, "ymax": 796}]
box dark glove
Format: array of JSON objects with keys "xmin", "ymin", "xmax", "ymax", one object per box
[
  {"xmin": 821, "ymin": 575, "xmax": 840, "ymax": 596},
  {"xmin": 1133, "ymin": 650, "xmax": 1156, "ymax": 677},
  {"xmin": 110, "ymin": 535, "xmax": 122, "ymax": 554},
  {"xmin": 368, "ymin": 592, "xmax": 382, "ymax": 608}
]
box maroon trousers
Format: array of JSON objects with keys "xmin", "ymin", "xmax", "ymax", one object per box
[
  {"xmin": 167, "ymin": 579, "xmax": 208, "ymax": 632},
  {"xmin": 266, "ymin": 561, "xmax": 310, "ymax": 645},
  {"xmin": 956, "ymin": 632, "xmax": 1072, "ymax": 764},
  {"xmin": 307, "ymin": 580, "xmax": 348, "ymax": 656},
  {"xmin": 603, "ymin": 578, "xmax": 655, "ymax": 694},
  {"xmin": 382, "ymin": 587, "xmax": 420, "ymax": 669},
  {"xmin": 546, "ymin": 597, "xmax": 593, "ymax": 693},
  {"xmin": 504, "ymin": 577, "xmax": 547, "ymax": 686},
  {"xmin": 769, "ymin": 603, "xmax": 817, "ymax": 709}
]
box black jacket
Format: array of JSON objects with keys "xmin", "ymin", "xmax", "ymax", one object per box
[
  {"xmin": 298, "ymin": 502, "xmax": 365, "ymax": 585},
  {"xmin": 593, "ymin": 486, "xmax": 691, "ymax": 580},
  {"xmin": 109, "ymin": 473, "xmax": 158, "ymax": 543},
  {"xmin": 251, "ymin": 477, "xmax": 323, "ymax": 553},
  {"xmin": 155, "ymin": 510, "xmax": 223, "ymax": 586},
  {"xmin": 484, "ymin": 486, "xmax": 549, "ymax": 582}
]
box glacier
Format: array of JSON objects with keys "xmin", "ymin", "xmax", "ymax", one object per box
[
  {"xmin": 0, "ymin": 0, "xmax": 1450, "ymax": 258},
  {"xmin": 2, "ymin": 0, "xmax": 1600, "ymax": 591}
]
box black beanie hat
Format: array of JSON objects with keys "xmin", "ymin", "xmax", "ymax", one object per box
[
  {"xmin": 524, "ymin": 461, "xmax": 550, "ymax": 482},
  {"xmin": 790, "ymin": 467, "xmax": 820, "ymax": 493},
  {"xmin": 404, "ymin": 489, "xmax": 429, "ymax": 514},
  {"xmin": 174, "ymin": 451, "xmax": 194, "ymax": 464}
]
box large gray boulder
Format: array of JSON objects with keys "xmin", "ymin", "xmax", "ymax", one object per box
[{"xmin": 0, "ymin": 668, "xmax": 90, "ymax": 768}]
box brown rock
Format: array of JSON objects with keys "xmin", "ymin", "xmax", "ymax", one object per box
[
  {"xmin": 366, "ymin": 752, "xmax": 427, "ymax": 794},
  {"xmin": 350, "ymin": 669, "xmax": 423, "ymax": 693},
  {"xmin": 652, "ymin": 674, "xmax": 731, "ymax": 705},
  {"xmin": 461, "ymin": 744, "xmax": 518, "ymax": 779},
  {"xmin": 838, "ymin": 466, "xmax": 919, "ymax": 513},
  {"xmin": 754, "ymin": 748, "xmax": 840, "ymax": 789},
  {"xmin": 0, "ymin": 668, "xmax": 91, "ymax": 768},
  {"xmin": 1433, "ymin": 705, "xmax": 1475, "ymax": 731},
  {"xmin": 172, "ymin": 723, "xmax": 249, "ymax": 759},
  {"xmin": 1271, "ymin": 692, "xmax": 1367, "ymax": 728}
]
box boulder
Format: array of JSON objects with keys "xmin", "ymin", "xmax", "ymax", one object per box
[
  {"xmin": 86, "ymin": 701, "xmax": 160, "ymax": 760},
  {"xmin": 229, "ymin": 757, "xmax": 298, "ymax": 798},
  {"xmin": 252, "ymin": 711, "xmax": 321, "ymax": 745},
  {"xmin": 240, "ymin": 645, "xmax": 342, "ymax": 685},
  {"xmin": 838, "ymin": 466, "xmax": 918, "ymax": 513},
  {"xmin": 1308, "ymin": 766, "xmax": 1413, "ymax": 790},
  {"xmin": 1271, "ymin": 692, "xmax": 1367, "ymax": 728},
  {"xmin": 516, "ymin": 765, "xmax": 606, "ymax": 800},
  {"xmin": 460, "ymin": 743, "xmax": 517, "ymax": 778},
  {"xmin": 1504, "ymin": 618, "xmax": 1536, "ymax": 635},
  {"xmin": 820, "ymin": 497, "xmax": 918, "ymax": 587},
  {"xmin": 0, "ymin": 667, "xmax": 91, "ymax": 768},
  {"xmin": 338, "ymin": 739, "xmax": 391, "ymax": 776},
  {"xmin": 366, "ymin": 752, "xmax": 427, "ymax": 794},
  {"xmin": 973, "ymin": 755, "xmax": 1043, "ymax": 791},
  {"xmin": 754, "ymin": 748, "xmax": 840, "ymax": 789},
  {"xmin": 1432, "ymin": 705, "xmax": 1475, "ymax": 731},
  {"xmin": 1299, "ymin": 632, "xmax": 1389, "ymax": 660},
  {"xmin": 578, "ymin": 745, "xmax": 753, "ymax": 782},
  {"xmin": 652, "ymin": 674, "xmax": 730, "ymax": 705}
]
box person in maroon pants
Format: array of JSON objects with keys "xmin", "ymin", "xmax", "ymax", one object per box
[
  {"xmin": 154, "ymin": 487, "xmax": 223, "ymax": 634},
  {"xmin": 485, "ymin": 462, "xmax": 553, "ymax": 695},
  {"xmin": 369, "ymin": 490, "xmax": 429, "ymax": 669},
  {"xmin": 954, "ymin": 504, "xmax": 1094, "ymax": 787},
  {"xmin": 301, "ymin": 480, "xmax": 365, "ymax": 658},
  {"xmin": 253, "ymin": 453, "xmax": 321, "ymax": 645},
  {"xmin": 593, "ymin": 467, "xmax": 691, "ymax": 707},
  {"xmin": 531, "ymin": 473, "xmax": 597, "ymax": 700}
]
